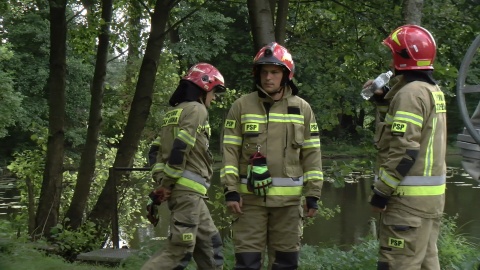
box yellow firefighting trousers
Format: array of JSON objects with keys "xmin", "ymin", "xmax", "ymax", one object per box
[
  {"xmin": 377, "ymin": 208, "xmax": 440, "ymax": 270},
  {"xmin": 141, "ymin": 192, "xmax": 223, "ymax": 270}
]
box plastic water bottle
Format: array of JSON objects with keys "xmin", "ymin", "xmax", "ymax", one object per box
[{"xmin": 361, "ymin": 71, "xmax": 393, "ymax": 100}]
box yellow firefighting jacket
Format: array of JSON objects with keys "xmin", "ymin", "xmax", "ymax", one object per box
[
  {"xmin": 374, "ymin": 77, "xmax": 447, "ymax": 218},
  {"xmin": 151, "ymin": 101, "xmax": 213, "ymax": 195},
  {"xmin": 221, "ymin": 86, "xmax": 323, "ymax": 207}
]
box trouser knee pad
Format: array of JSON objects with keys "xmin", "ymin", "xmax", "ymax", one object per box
[
  {"xmin": 234, "ymin": 252, "xmax": 262, "ymax": 270},
  {"xmin": 271, "ymin": 251, "xmax": 299, "ymax": 270}
]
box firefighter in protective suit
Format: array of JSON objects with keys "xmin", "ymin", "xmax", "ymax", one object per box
[
  {"xmin": 142, "ymin": 63, "xmax": 225, "ymax": 270},
  {"xmin": 221, "ymin": 42, "xmax": 323, "ymax": 270},
  {"xmin": 365, "ymin": 25, "xmax": 447, "ymax": 270}
]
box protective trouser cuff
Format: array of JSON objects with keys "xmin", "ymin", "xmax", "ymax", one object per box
[
  {"xmin": 225, "ymin": 191, "xmax": 241, "ymax": 202},
  {"xmin": 370, "ymin": 193, "xmax": 389, "ymax": 209}
]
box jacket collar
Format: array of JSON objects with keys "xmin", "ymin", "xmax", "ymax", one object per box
[{"xmin": 256, "ymin": 84, "xmax": 293, "ymax": 102}]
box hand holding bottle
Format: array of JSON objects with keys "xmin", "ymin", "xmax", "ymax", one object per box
[{"xmin": 361, "ymin": 71, "xmax": 393, "ymax": 100}]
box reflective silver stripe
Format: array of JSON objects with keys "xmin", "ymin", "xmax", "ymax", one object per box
[
  {"xmin": 241, "ymin": 177, "xmax": 303, "ymax": 187},
  {"xmin": 182, "ymin": 170, "xmax": 210, "ymax": 189},
  {"xmin": 399, "ymin": 175, "xmax": 446, "ymax": 186},
  {"xmin": 375, "ymin": 174, "xmax": 446, "ymax": 186}
]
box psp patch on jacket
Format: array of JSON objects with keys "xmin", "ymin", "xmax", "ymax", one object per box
[{"xmin": 391, "ymin": 121, "xmax": 406, "ymax": 136}]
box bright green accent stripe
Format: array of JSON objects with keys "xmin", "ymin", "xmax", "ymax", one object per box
[
  {"xmin": 424, "ymin": 117, "xmax": 437, "ymax": 176},
  {"xmin": 224, "ymin": 135, "xmax": 242, "ymax": 146},
  {"xmin": 393, "ymin": 184, "xmax": 446, "ymax": 196},
  {"xmin": 151, "ymin": 163, "xmax": 165, "ymax": 173},
  {"xmin": 176, "ymin": 177, "xmax": 207, "ymax": 194},
  {"xmin": 304, "ymin": 170, "xmax": 324, "ymax": 181},
  {"xmin": 221, "ymin": 166, "xmax": 238, "ymax": 178},
  {"xmin": 417, "ymin": 60, "xmax": 432, "ymax": 67},
  {"xmin": 379, "ymin": 167, "xmax": 400, "ymax": 188},
  {"xmin": 241, "ymin": 114, "xmax": 267, "ymax": 124},
  {"xmin": 302, "ymin": 138, "xmax": 321, "ymax": 149},
  {"xmin": 393, "ymin": 111, "xmax": 423, "ymax": 127},
  {"xmin": 164, "ymin": 164, "xmax": 183, "ymax": 178},
  {"xmin": 152, "ymin": 137, "xmax": 161, "ymax": 146},
  {"xmin": 177, "ymin": 129, "xmax": 196, "ymax": 147},
  {"xmin": 378, "ymin": 105, "xmax": 388, "ymax": 113},
  {"xmin": 238, "ymin": 183, "xmax": 302, "ymax": 196},
  {"xmin": 269, "ymin": 113, "xmax": 304, "ymax": 124},
  {"xmin": 385, "ymin": 113, "xmax": 394, "ymax": 124}
]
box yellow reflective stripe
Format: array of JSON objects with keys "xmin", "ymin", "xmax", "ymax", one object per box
[
  {"xmin": 241, "ymin": 114, "xmax": 267, "ymax": 124},
  {"xmin": 379, "ymin": 167, "xmax": 400, "ymax": 188},
  {"xmin": 269, "ymin": 113, "xmax": 304, "ymax": 124},
  {"xmin": 152, "ymin": 137, "xmax": 161, "ymax": 146},
  {"xmin": 224, "ymin": 135, "xmax": 242, "ymax": 146},
  {"xmin": 220, "ymin": 166, "xmax": 238, "ymax": 178},
  {"xmin": 302, "ymin": 138, "xmax": 321, "ymax": 149},
  {"xmin": 393, "ymin": 111, "xmax": 423, "ymax": 128},
  {"xmin": 417, "ymin": 60, "xmax": 432, "ymax": 67},
  {"xmin": 424, "ymin": 117, "xmax": 437, "ymax": 176},
  {"xmin": 378, "ymin": 105, "xmax": 388, "ymax": 113},
  {"xmin": 164, "ymin": 164, "xmax": 183, "ymax": 178},
  {"xmin": 304, "ymin": 170, "xmax": 323, "ymax": 181},
  {"xmin": 176, "ymin": 177, "xmax": 207, "ymax": 194},
  {"xmin": 385, "ymin": 113, "xmax": 394, "ymax": 124},
  {"xmin": 238, "ymin": 183, "xmax": 302, "ymax": 195},
  {"xmin": 393, "ymin": 184, "xmax": 445, "ymax": 196},
  {"xmin": 151, "ymin": 163, "xmax": 165, "ymax": 173},
  {"xmin": 177, "ymin": 129, "xmax": 196, "ymax": 147}
]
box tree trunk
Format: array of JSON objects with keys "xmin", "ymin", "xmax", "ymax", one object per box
[
  {"xmin": 403, "ymin": 0, "xmax": 423, "ymax": 25},
  {"xmin": 65, "ymin": 0, "xmax": 113, "ymax": 230},
  {"xmin": 87, "ymin": 0, "xmax": 174, "ymax": 232},
  {"xmin": 275, "ymin": 0, "xmax": 289, "ymax": 45},
  {"xmin": 125, "ymin": 0, "xmax": 142, "ymax": 93},
  {"xmin": 247, "ymin": 0, "xmax": 276, "ymax": 52},
  {"xmin": 26, "ymin": 177, "xmax": 36, "ymax": 235},
  {"xmin": 34, "ymin": 0, "xmax": 67, "ymax": 239}
]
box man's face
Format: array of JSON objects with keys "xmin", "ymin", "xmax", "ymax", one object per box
[{"xmin": 260, "ymin": 64, "xmax": 284, "ymax": 93}]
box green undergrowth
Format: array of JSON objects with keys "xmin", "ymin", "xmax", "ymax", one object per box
[{"xmin": 1, "ymin": 215, "xmax": 479, "ymax": 270}]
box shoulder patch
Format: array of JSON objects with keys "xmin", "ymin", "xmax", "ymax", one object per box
[
  {"xmin": 432, "ymin": 92, "xmax": 446, "ymax": 113},
  {"xmin": 225, "ymin": 119, "xmax": 236, "ymax": 129},
  {"xmin": 310, "ymin": 123, "xmax": 319, "ymax": 132},
  {"xmin": 162, "ymin": 108, "xmax": 183, "ymax": 126}
]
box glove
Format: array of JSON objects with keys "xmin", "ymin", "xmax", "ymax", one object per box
[
  {"xmin": 306, "ymin": 196, "xmax": 319, "ymax": 210},
  {"xmin": 147, "ymin": 199, "xmax": 160, "ymax": 227},
  {"xmin": 225, "ymin": 191, "xmax": 241, "ymax": 202},
  {"xmin": 370, "ymin": 193, "xmax": 389, "ymax": 209}
]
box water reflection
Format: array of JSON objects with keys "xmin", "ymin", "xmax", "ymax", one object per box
[
  {"xmin": 1, "ymin": 163, "xmax": 479, "ymax": 249},
  {"xmin": 130, "ymin": 165, "xmax": 480, "ymax": 249}
]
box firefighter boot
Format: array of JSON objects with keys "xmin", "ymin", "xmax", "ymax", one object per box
[
  {"xmin": 271, "ymin": 251, "xmax": 299, "ymax": 270},
  {"xmin": 234, "ymin": 252, "xmax": 262, "ymax": 270}
]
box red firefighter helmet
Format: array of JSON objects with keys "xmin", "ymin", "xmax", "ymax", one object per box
[
  {"xmin": 383, "ymin": 25, "xmax": 436, "ymax": 70},
  {"xmin": 182, "ymin": 63, "xmax": 226, "ymax": 92},
  {"xmin": 253, "ymin": 42, "xmax": 295, "ymax": 81}
]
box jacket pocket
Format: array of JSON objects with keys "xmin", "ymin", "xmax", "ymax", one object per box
[
  {"xmin": 379, "ymin": 210, "xmax": 422, "ymax": 256},
  {"xmin": 284, "ymin": 124, "xmax": 304, "ymax": 177},
  {"xmin": 374, "ymin": 122, "xmax": 390, "ymax": 150}
]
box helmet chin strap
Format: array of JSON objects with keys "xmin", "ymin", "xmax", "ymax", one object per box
[{"xmin": 269, "ymin": 86, "xmax": 285, "ymax": 95}]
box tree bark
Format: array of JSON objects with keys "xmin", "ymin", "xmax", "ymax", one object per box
[
  {"xmin": 403, "ymin": 0, "xmax": 423, "ymax": 25},
  {"xmin": 247, "ymin": 0, "xmax": 276, "ymax": 52},
  {"xmin": 87, "ymin": 0, "xmax": 174, "ymax": 232},
  {"xmin": 275, "ymin": 0, "xmax": 289, "ymax": 45},
  {"xmin": 34, "ymin": 0, "xmax": 68, "ymax": 239},
  {"xmin": 125, "ymin": 0, "xmax": 142, "ymax": 93},
  {"xmin": 65, "ymin": 0, "xmax": 113, "ymax": 230}
]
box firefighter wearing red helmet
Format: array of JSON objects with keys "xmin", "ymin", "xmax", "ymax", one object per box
[
  {"xmin": 143, "ymin": 63, "xmax": 225, "ymax": 270},
  {"xmin": 221, "ymin": 42, "xmax": 323, "ymax": 269},
  {"xmin": 364, "ymin": 25, "xmax": 446, "ymax": 270}
]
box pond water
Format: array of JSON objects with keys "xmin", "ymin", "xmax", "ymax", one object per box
[
  {"xmin": 128, "ymin": 156, "xmax": 480, "ymax": 249},
  {"xmin": 1, "ymin": 155, "xmax": 479, "ymax": 249}
]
